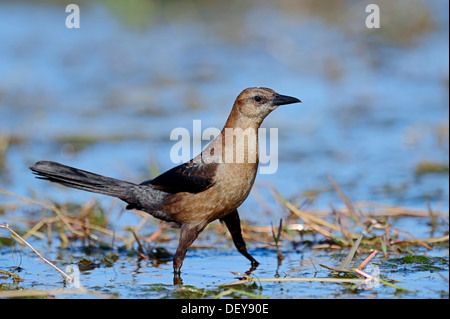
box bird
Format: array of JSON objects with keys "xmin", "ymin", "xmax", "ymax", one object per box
[{"xmin": 30, "ymin": 87, "xmax": 301, "ymax": 275}]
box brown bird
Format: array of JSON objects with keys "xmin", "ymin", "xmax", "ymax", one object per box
[{"xmin": 30, "ymin": 87, "xmax": 301, "ymax": 275}]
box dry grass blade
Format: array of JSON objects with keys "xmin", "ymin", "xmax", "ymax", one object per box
[
  {"xmin": 421, "ymin": 235, "xmax": 449, "ymax": 244},
  {"xmin": 328, "ymin": 175, "xmax": 360, "ymax": 219},
  {"xmin": 355, "ymin": 268, "xmax": 373, "ymax": 279},
  {"xmin": 391, "ymin": 227, "xmax": 433, "ymax": 250},
  {"xmin": 219, "ymin": 276, "xmax": 365, "ymax": 287},
  {"xmin": 271, "ymin": 218, "xmax": 283, "ymax": 247},
  {"xmin": 220, "ymin": 273, "xmax": 408, "ymax": 292},
  {"xmin": 0, "ymin": 222, "xmax": 71, "ymax": 282},
  {"xmin": 214, "ymin": 289, "xmax": 269, "ymax": 299},
  {"xmin": 69, "ymin": 218, "xmax": 127, "ymax": 242},
  {"xmin": 0, "ymin": 269, "xmax": 23, "ymax": 282},
  {"xmin": 130, "ymin": 229, "xmax": 145, "ymax": 254},
  {"xmin": 0, "ymin": 288, "xmax": 113, "ymax": 298},
  {"xmin": 1, "ymin": 188, "xmax": 130, "ymax": 246},
  {"xmin": 125, "ymin": 211, "xmax": 151, "ymax": 248},
  {"xmin": 355, "ymin": 200, "xmax": 448, "ymax": 217},
  {"xmin": 358, "ymin": 250, "xmax": 379, "ymax": 270},
  {"xmin": 271, "ymin": 189, "xmax": 334, "ymax": 239},
  {"xmin": 23, "ymin": 218, "xmax": 53, "ymax": 240},
  {"xmin": 0, "ymin": 188, "xmax": 82, "ymax": 236},
  {"xmin": 318, "ymin": 234, "xmax": 363, "ymax": 273},
  {"xmin": 318, "ymin": 264, "xmax": 353, "ymax": 273},
  {"xmin": 341, "ymin": 234, "xmax": 363, "ymax": 270}
]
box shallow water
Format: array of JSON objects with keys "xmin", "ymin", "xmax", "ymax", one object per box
[
  {"xmin": 0, "ymin": 0, "xmax": 448, "ymax": 299},
  {"xmin": 1, "ymin": 227, "xmax": 448, "ymax": 299}
]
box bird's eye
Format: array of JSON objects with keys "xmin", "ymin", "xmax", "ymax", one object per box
[{"xmin": 254, "ymin": 96, "xmax": 262, "ymax": 103}]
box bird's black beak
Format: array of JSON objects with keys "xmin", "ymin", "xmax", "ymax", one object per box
[{"xmin": 272, "ymin": 94, "xmax": 301, "ymax": 106}]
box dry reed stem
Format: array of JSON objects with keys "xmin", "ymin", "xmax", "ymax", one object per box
[
  {"xmin": 0, "ymin": 188, "xmax": 82, "ymax": 236},
  {"xmin": 341, "ymin": 234, "xmax": 363, "ymax": 270},
  {"xmin": 354, "ymin": 201, "xmax": 448, "ymax": 217},
  {"xmin": 145, "ymin": 225, "xmax": 164, "ymax": 242},
  {"xmin": 355, "ymin": 268, "xmax": 373, "ymax": 279},
  {"xmin": 125, "ymin": 211, "xmax": 152, "ymax": 247},
  {"xmin": 358, "ymin": 250, "xmax": 379, "ymax": 270},
  {"xmin": 0, "ymin": 222, "xmax": 71, "ymax": 282},
  {"xmin": 1, "ymin": 187, "xmax": 131, "ymax": 245},
  {"xmin": 219, "ymin": 276, "xmax": 365, "ymax": 287},
  {"xmin": 69, "ymin": 218, "xmax": 127, "ymax": 242},
  {"xmin": 392, "ymin": 227, "xmax": 433, "ymax": 250},
  {"xmin": 23, "ymin": 218, "xmax": 53, "ymax": 240},
  {"xmin": 271, "ymin": 189, "xmax": 334, "ymax": 239},
  {"xmin": 327, "ymin": 175, "xmax": 360, "ymax": 219},
  {"xmin": 0, "ymin": 287, "xmax": 113, "ymax": 299}
]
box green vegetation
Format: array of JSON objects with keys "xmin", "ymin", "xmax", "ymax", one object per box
[{"xmin": 415, "ymin": 161, "xmax": 449, "ymax": 177}]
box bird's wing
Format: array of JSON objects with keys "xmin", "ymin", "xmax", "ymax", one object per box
[{"xmin": 142, "ymin": 161, "xmax": 218, "ymax": 193}]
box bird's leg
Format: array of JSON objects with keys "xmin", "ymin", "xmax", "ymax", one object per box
[
  {"xmin": 173, "ymin": 224, "xmax": 201, "ymax": 275},
  {"xmin": 220, "ymin": 209, "xmax": 259, "ymax": 266}
]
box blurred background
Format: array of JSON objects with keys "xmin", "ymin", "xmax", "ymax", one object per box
[
  {"xmin": 0, "ymin": 0, "xmax": 448, "ymax": 223},
  {"xmin": 0, "ymin": 0, "xmax": 448, "ymax": 299}
]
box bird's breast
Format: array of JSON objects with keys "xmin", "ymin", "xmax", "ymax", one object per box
[
  {"xmin": 164, "ymin": 127, "xmax": 260, "ymax": 226},
  {"xmin": 164, "ymin": 162, "xmax": 258, "ymax": 226}
]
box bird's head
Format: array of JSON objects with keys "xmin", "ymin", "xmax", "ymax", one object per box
[{"xmin": 233, "ymin": 87, "xmax": 301, "ymax": 123}]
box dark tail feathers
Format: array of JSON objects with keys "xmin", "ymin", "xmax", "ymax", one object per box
[{"xmin": 30, "ymin": 161, "xmax": 136, "ymax": 201}]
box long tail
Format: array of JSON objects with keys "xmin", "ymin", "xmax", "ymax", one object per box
[{"xmin": 30, "ymin": 161, "xmax": 137, "ymax": 201}]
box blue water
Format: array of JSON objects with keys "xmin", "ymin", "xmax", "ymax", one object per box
[{"xmin": 0, "ymin": 0, "xmax": 448, "ymax": 298}]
